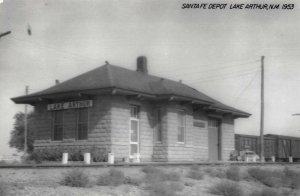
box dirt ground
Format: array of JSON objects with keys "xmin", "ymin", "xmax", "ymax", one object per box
[{"xmin": 1, "ymin": 164, "xmax": 300, "ymax": 196}]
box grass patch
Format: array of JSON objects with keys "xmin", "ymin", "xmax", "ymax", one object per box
[
  {"xmin": 60, "ymin": 169, "xmax": 90, "ymax": 187},
  {"xmin": 247, "ymin": 167, "xmax": 283, "ymax": 187},
  {"xmin": 141, "ymin": 165, "xmax": 161, "ymax": 174},
  {"xmin": 0, "ymin": 181, "xmax": 8, "ymax": 196},
  {"xmin": 124, "ymin": 176, "xmax": 141, "ymax": 186},
  {"xmin": 187, "ymin": 165, "xmax": 203, "ymax": 180},
  {"xmin": 250, "ymin": 188, "xmax": 280, "ymax": 196},
  {"xmin": 97, "ymin": 168, "xmax": 126, "ymax": 186},
  {"xmin": 282, "ymin": 167, "xmax": 300, "ymax": 189},
  {"xmin": 141, "ymin": 166, "xmax": 183, "ymax": 196},
  {"xmin": 226, "ymin": 166, "xmax": 241, "ymax": 181},
  {"xmin": 190, "ymin": 164, "xmax": 200, "ymax": 171},
  {"xmin": 209, "ymin": 180, "xmax": 243, "ymax": 196},
  {"xmin": 142, "ymin": 167, "xmax": 181, "ymax": 183},
  {"xmin": 204, "ymin": 167, "xmax": 226, "ymax": 178},
  {"xmin": 148, "ymin": 181, "xmax": 184, "ymax": 196}
]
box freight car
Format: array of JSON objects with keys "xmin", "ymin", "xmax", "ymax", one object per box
[{"xmin": 235, "ymin": 134, "xmax": 300, "ymax": 162}]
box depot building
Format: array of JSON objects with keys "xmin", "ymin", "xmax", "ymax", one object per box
[{"xmin": 11, "ymin": 56, "xmax": 250, "ymax": 162}]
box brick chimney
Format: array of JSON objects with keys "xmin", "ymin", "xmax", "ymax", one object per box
[{"xmin": 136, "ymin": 56, "xmax": 148, "ymax": 74}]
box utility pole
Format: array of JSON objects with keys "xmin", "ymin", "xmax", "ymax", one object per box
[
  {"xmin": 24, "ymin": 86, "xmax": 29, "ymax": 154},
  {"xmin": 260, "ymin": 56, "xmax": 265, "ymax": 162}
]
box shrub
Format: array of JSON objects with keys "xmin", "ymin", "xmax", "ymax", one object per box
[
  {"xmin": 142, "ymin": 167, "xmax": 182, "ymax": 196},
  {"xmin": 28, "ymin": 151, "xmax": 43, "ymax": 163},
  {"xmin": 205, "ymin": 167, "xmax": 226, "ymax": 178},
  {"xmin": 43, "ymin": 148, "xmax": 64, "ymax": 161},
  {"xmin": 124, "ymin": 176, "xmax": 141, "ymax": 186},
  {"xmin": 190, "ymin": 164, "xmax": 200, "ymax": 171},
  {"xmin": 90, "ymin": 146, "xmax": 107, "ymax": 162},
  {"xmin": 250, "ymin": 188, "xmax": 280, "ymax": 196},
  {"xmin": 163, "ymin": 171, "xmax": 181, "ymax": 181},
  {"xmin": 141, "ymin": 165, "xmax": 161, "ymax": 174},
  {"xmin": 0, "ymin": 181, "xmax": 8, "ymax": 196},
  {"xmin": 68, "ymin": 149, "xmax": 84, "ymax": 161},
  {"xmin": 187, "ymin": 169, "xmax": 203, "ymax": 180},
  {"xmin": 97, "ymin": 168, "xmax": 126, "ymax": 186},
  {"xmin": 144, "ymin": 169, "xmax": 181, "ymax": 184},
  {"xmin": 281, "ymin": 167, "xmax": 300, "ymax": 189},
  {"xmin": 226, "ymin": 166, "xmax": 240, "ymax": 181},
  {"xmin": 209, "ymin": 180, "xmax": 243, "ymax": 196},
  {"xmin": 60, "ymin": 169, "xmax": 90, "ymax": 187}
]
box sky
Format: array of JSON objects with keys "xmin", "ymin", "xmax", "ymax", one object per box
[{"xmin": 1, "ymin": 0, "xmax": 300, "ymax": 156}]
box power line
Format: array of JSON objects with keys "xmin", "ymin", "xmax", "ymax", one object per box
[
  {"xmin": 173, "ymin": 65, "xmax": 260, "ymax": 81},
  {"xmin": 170, "ymin": 59, "xmax": 260, "ymax": 78},
  {"xmin": 185, "ymin": 68, "xmax": 260, "ymax": 84},
  {"xmin": 232, "ymin": 71, "xmax": 259, "ymax": 105},
  {"xmin": 160, "ymin": 58, "xmax": 259, "ymax": 74},
  {"xmin": 6, "ymin": 34, "xmax": 100, "ymax": 63}
]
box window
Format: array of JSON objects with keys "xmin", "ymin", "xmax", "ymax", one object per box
[
  {"xmin": 53, "ymin": 110, "xmax": 63, "ymax": 141},
  {"xmin": 52, "ymin": 107, "xmax": 89, "ymax": 141},
  {"xmin": 208, "ymin": 119, "xmax": 219, "ymax": 128},
  {"xmin": 130, "ymin": 105, "xmax": 140, "ymax": 119},
  {"xmin": 77, "ymin": 108, "xmax": 88, "ymax": 140},
  {"xmin": 177, "ymin": 110, "xmax": 185, "ymax": 143},
  {"xmin": 130, "ymin": 105, "xmax": 140, "ymax": 156},
  {"xmin": 156, "ymin": 109, "xmax": 163, "ymax": 142}
]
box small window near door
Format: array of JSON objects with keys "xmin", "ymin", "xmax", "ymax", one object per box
[
  {"xmin": 77, "ymin": 108, "xmax": 88, "ymax": 140},
  {"xmin": 53, "ymin": 110, "xmax": 63, "ymax": 141},
  {"xmin": 208, "ymin": 119, "xmax": 219, "ymax": 128},
  {"xmin": 177, "ymin": 110, "xmax": 185, "ymax": 143},
  {"xmin": 156, "ymin": 109, "xmax": 163, "ymax": 142},
  {"xmin": 130, "ymin": 105, "xmax": 140, "ymax": 119}
]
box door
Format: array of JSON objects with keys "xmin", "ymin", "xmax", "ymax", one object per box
[
  {"xmin": 208, "ymin": 118, "xmax": 220, "ymax": 161},
  {"xmin": 130, "ymin": 118, "xmax": 139, "ymax": 157}
]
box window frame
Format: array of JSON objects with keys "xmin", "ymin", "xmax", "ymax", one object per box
[
  {"xmin": 52, "ymin": 110, "xmax": 64, "ymax": 141},
  {"xmin": 76, "ymin": 107, "xmax": 89, "ymax": 140},
  {"xmin": 155, "ymin": 109, "xmax": 163, "ymax": 143},
  {"xmin": 129, "ymin": 105, "xmax": 140, "ymax": 158},
  {"xmin": 176, "ymin": 110, "xmax": 186, "ymax": 144}
]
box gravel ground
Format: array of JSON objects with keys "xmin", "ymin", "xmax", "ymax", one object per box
[{"xmin": 0, "ymin": 165, "xmax": 300, "ymax": 196}]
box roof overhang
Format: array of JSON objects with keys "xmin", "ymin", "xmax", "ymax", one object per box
[{"xmin": 11, "ymin": 88, "xmax": 251, "ymax": 118}]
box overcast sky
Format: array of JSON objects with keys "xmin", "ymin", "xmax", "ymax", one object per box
[{"xmin": 1, "ymin": 0, "xmax": 300, "ymax": 156}]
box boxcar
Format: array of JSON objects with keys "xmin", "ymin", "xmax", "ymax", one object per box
[
  {"xmin": 235, "ymin": 134, "xmax": 300, "ymax": 161},
  {"xmin": 265, "ymin": 134, "xmax": 300, "ymax": 161},
  {"xmin": 264, "ymin": 136, "xmax": 276, "ymax": 159}
]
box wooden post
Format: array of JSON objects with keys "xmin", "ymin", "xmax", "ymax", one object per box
[
  {"xmin": 24, "ymin": 86, "xmax": 29, "ymax": 154},
  {"xmin": 260, "ymin": 56, "xmax": 265, "ymax": 162}
]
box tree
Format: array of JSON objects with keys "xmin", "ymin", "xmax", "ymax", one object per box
[{"xmin": 9, "ymin": 111, "xmax": 35, "ymax": 154}]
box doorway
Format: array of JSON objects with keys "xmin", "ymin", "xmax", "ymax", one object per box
[{"xmin": 208, "ymin": 118, "xmax": 221, "ymax": 161}]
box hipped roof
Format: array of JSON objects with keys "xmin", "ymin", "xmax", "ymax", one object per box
[{"xmin": 11, "ymin": 64, "xmax": 250, "ymax": 117}]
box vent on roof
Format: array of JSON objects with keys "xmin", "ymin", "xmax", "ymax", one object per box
[{"xmin": 136, "ymin": 56, "xmax": 148, "ymax": 74}]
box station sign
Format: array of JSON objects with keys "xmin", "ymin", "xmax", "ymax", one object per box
[{"xmin": 47, "ymin": 100, "xmax": 93, "ymax": 111}]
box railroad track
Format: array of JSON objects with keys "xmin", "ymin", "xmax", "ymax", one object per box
[{"xmin": 0, "ymin": 161, "xmax": 299, "ymax": 169}]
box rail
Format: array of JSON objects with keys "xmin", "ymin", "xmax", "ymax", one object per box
[{"xmin": 0, "ymin": 161, "xmax": 299, "ymax": 169}]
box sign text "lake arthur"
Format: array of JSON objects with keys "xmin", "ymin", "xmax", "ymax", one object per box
[{"xmin": 47, "ymin": 100, "xmax": 93, "ymax": 111}]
